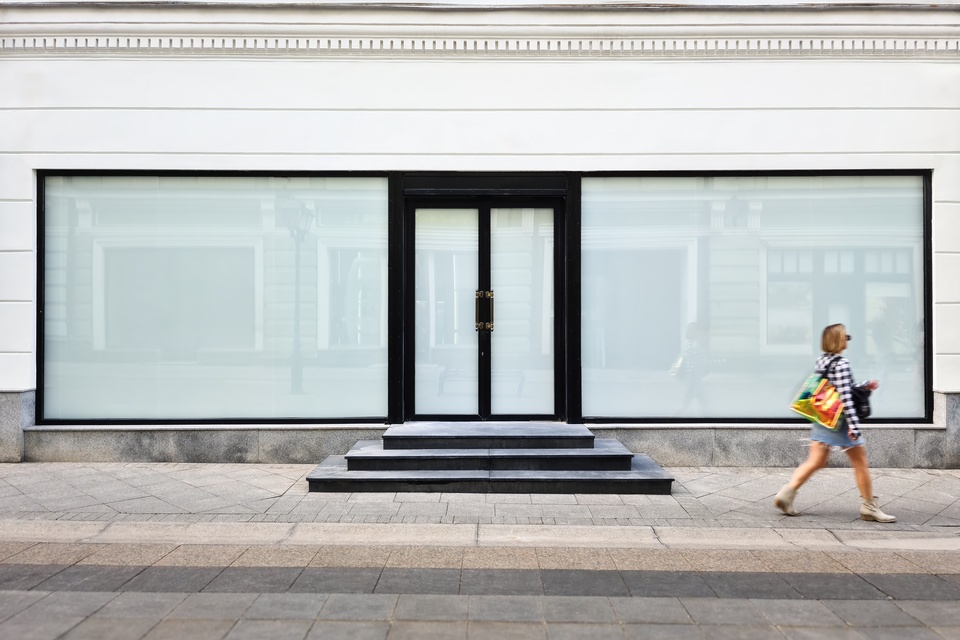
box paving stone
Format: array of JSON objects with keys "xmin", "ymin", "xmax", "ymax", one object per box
[
  {"xmin": 60, "ymin": 616, "xmax": 160, "ymax": 640},
  {"xmin": 12, "ymin": 590, "xmax": 117, "ymax": 618},
  {"xmin": 375, "ymin": 568, "xmax": 462, "ymax": 595},
  {"xmin": 540, "ymin": 595, "xmax": 617, "ymax": 623},
  {"xmin": 242, "ymin": 593, "xmax": 328, "ymax": 620},
  {"xmin": 854, "ymin": 628, "xmax": 942, "ymax": 640},
  {"xmin": 319, "ymin": 593, "xmax": 398, "ymax": 621},
  {"xmin": 203, "ymin": 567, "xmax": 303, "ymax": 593},
  {"xmin": 540, "ymin": 569, "xmax": 630, "ymax": 597},
  {"xmin": 608, "ymin": 596, "xmax": 691, "ymax": 624},
  {"xmin": 679, "ymin": 598, "xmax": 768, "ymax": 626},
  {"xmin": 543, "ymin": 622, "xmax": 625, "ymax": 640},
  {"xmin": 231, "ymin": 546, "xmax": 319, "ymax": 568},
  {"xmin": 93, "ymin": 592, "xmax": 188, "ymax": 619},
  {"xmin": 77, "ymin": 544, "xmax": 177, "ymax": 567},
  {"xmin": 0, "ymin": 589, "xmax": 50, "ymax": 622},
  {"xmin": 699, "ymin": 572, "xmax": 802, "ymax": 600},
  {"xmin": 459, "ymin": 569, "xmax": 543, "ymax": 596},
  {"xmin": 461, "ymin": 547, "xmax": 538, "ymax": 570},
  {"xmin": 607, "ymin": 549, "xmax": 693, "ymax": 572},
  {"xmin": 0, "ymin": 613, "xmax": 86, "ymax": 640},
  {"xmin": 167, "ymin": 592, "xmax": 259, "ymax": 620},
  {"xmin": 467, "ymin": 595, "xmax": 543, "ymax": 622},
  {"xmin": 290, "ymin": 567, "xmax": 381, "ymax": 594},
  {"xmin": 223, "ymin": 619, "xmax": 313, "ymax": 640},
  {"xmin": 535, "ymin": 548, "xmax": 616, "ymax": 570},
  {"xmin": 620, "ymin": 571, "xmax": 715, "ymax": 598},
  {"xmin": 304, "ymin": 620, "xmax": 387, "ymax": 639},
  {"xmin": 466, "ymin": 621, "xmax": 547, "ymax": 640},
  {"xmin": 894, "ymin": 600, "xmax": 960, "ymax": 627},
  {"xmin": 0, "ymin": 564, "xmax": 68, "ymax": 591},
  {"xmin": 121, "ymin": 566, "xmax": 223, "ymax": 593},
  {"xmin": 141, "ymin": 618, "xmax": 236, "ymax": 640},
  {"xmin": 750, "ymin": 599, "xmax": 847, "ymax": 627},
  {"xmin": 821, "ymin": 600, "xmax": 923, "ymax": 627},
  {"xmin": 386, "ymin": 620, "xmax": 468, "ymax": 639},
  {"xmin": 35, "ymin": 565, "xmax": 145, "ymax": 592},
  {"xmin": 859, "ymin": 573, "xmax": 960, "ymax": 601},
  {"xmin": 779, "ymin": 629, "xmax": 866, "ymax": 640},
  {"xmin": 778, "ymin": 573, "xmax": 886, "ymax": 600},
  {"xmin": 309, "ymin": 546, "xmax": 392, "ymax": 569},
  {"xmin": 699, "ymin": 625, "xmax": 783, "ymax": 640},
  {"xmin": 394, "ymin": 594, "xmax": 469, "ymax": 621},
  {"xmin": 385, "ymin": 546, "xmax": 463, "ymax": 569},
  {"xmin": 622, "ymin": 623, "xmax": 705, "ymax": 640},
  {"xmin": 4, "ymin": 543, "xmax": 106, "ymax": 566}
]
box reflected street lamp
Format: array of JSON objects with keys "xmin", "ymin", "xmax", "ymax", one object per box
[{"xmin": 280, "ymin": 199, "xmax": 315, "ymax": 394}]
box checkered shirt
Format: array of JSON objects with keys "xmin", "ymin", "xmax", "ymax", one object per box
[{"xmin": 815, "ymin": 353, "xmax": 863, "ymax": 440}]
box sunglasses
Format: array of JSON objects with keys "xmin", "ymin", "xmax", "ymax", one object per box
[{"xmin": 846, "ymin": 335, "xmax": 853, "ymax": 341}]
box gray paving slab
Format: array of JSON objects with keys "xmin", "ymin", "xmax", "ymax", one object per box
[
  {"xmin": 34, "ymin": 565, "xmax": 144, "ymax": 592},
  {"xmin": 120, "ymin": 566, "xmax": 223, "ymax": 593},
  {"xmin": 222, "ymin": 619, "xmax": 313, "ymax": 640},
  {"xmin": 290, "ymin": 567, "xmax": 382, "ymax": 594},
  {"xmin": 394, "ymin": 594, "xmax": 470, "ymax": 621},
  {"xmin": 608, "ymin": 596, "xmax": 692, "ymax": 624},
  {"xmin": 821, "ymin": 600, "xmax": 924, "ymax": 627},
  {"xmin": 319, "ymin": 593, "xmax": 398, "ymax": 621},
  {"xmin": 679, "ymin": 598, "xmax": 768, "ymax": 626},
  {"xmin": 467, "ymin": 621, "xmax": 548, "ymax": 640},
  {"xmin": 374, "ymin": 568, "xmax": 461, "ymax": 595},
  {"xmin": 540, "ymin": 569, "xmax": 630, "ymax": 597},
  {"xmin": 167, "ymin": 592, "xmax": 258, "ymax": 620},
  {"xmin": 540, "ymin": 595, "xmax": 617, "ymax": 623},
  {"xmin": 306, "ymin": 620, "xmax": 390, "ymax": 640},
  {"xmin": 622, "ymin": 623, "xmax": 705, "ymax": 640},
  {"xmin": 241, "ymin": 593, "xmax": 328, "ymax": 620},
  {"xmin": 460, "ymin": 569, "xmax": 543, "ymax": 595},
  {"xmin": 202, "ymin": 567, "xmax": 303, "ymax": 593},
  {"xmin": 60, "ymin": 616, "xmax": 161, "ymax": 640},
  {"xmin": 467, "ymin": 595, "xmax": 543, "ymax": 622}
]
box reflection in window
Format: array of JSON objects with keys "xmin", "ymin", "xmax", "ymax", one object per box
[
  {"xmin": 581, "ymin": 175, "xmax": 925, "ymax": 419},
  {"xmin": 43, "ymin": 175, "xmax": 389, "ymax": 420}
]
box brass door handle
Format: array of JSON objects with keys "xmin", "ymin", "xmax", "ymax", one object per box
[
  {"xmin": 475, "ymin": 290, "xmax": 483, "ymax": 331},
  {"xmin": 486, "ymin": 290, "xmax": 494, "ymax": 331}
]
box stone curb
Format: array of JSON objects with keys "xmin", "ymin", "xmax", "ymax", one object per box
[{"xmin": 1, "ymin": 519, "xmax": 957, "ymax": 552}]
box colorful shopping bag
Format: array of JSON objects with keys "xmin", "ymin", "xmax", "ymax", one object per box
[{"xmin": 790, "ymin": 374, "xmax": 844, "ymax": 430}]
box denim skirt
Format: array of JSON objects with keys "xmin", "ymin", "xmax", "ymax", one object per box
[{"xmin": 809, "ymin": 420, "xmax": 864, "ymax": 449}]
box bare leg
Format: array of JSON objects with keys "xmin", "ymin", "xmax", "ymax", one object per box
[
  {"xmin": 788, "ymin": 441, "xmax": 830, "ymax": 490},
  {"xmin": 844, "ymin": 444, "xmax": 873, "ymax": 499}
]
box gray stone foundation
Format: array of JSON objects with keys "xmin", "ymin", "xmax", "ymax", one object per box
[
  {"xmin": 5, "ymin": 391, "xmax": 960, "ymax": 468},
  {"xmin": 0, "ymin": 391, "xmax": 33, "ymax": 462}
]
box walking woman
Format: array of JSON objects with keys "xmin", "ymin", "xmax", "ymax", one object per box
[{"xmin": 774, "ymin": 323, "xmax": 896, "ymax": 522}]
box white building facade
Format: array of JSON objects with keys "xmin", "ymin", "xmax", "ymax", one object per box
[{"xmin": 1, "ymin": 0, "xmax": 958, "ymax": 467}]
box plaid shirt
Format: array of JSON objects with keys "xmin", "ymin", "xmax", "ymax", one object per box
[{"xmin": 814, "ymin": 353, "xmax": 864, "ymax": 440}]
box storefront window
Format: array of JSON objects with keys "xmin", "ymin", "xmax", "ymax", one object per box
[
  {"xmin": 581, "ymin": 175, "xmax": 926, "ymax": 420},
  {"xmin": 42, "ymin": 175, "xmax": 389, "ymax": 420}
]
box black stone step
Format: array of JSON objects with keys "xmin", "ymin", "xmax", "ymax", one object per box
[
  {"xmin": 345, "ymin": 439, "xmax": 634, "ymax": 471},
  {"xmin": 382, "ymin": 422, "xmax": 594, "ymax": 450},
  {"xmin": 306, "ymin": 453, "xmax": 674, "ymax": 494}
]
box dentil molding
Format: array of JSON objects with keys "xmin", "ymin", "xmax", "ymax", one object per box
[{"xmin": 3, "ymin": 33, "xmax": 959, "ymax": 58}]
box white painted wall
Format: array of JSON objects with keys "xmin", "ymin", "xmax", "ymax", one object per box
[{"xmin": 2, "ymin": 2, "xmax": 959, "ymax": 394}]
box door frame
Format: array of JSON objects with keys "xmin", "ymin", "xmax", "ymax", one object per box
[{"xmin": 393, "ymin": 173, "xmax": 574, "ymax": 423}]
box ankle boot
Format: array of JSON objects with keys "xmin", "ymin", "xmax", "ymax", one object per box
[
  {"xmin": 860, "ymin": 497, "xmax": 896, "ymax": 523},
  {"xmin": 773, "ymin": 484, "xmax": 798, "ymax": 516}
]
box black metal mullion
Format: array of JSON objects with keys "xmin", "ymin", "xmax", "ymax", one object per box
[{"xmin": 478, "ymin": 204, "xmax": 493, "ymax": 419}]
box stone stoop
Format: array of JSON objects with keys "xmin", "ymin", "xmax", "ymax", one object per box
[{"xmin": 305, "ymin": 423, "xmax": 674, "ymax": 494}]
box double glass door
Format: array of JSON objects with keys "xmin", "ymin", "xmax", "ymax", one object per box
[{"xmin": 410, "ymin": 203, "xmax": 559, "ymax": 420}]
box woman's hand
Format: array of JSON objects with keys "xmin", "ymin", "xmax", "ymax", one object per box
[{"xmin": 865, "ymin": 380, "xmax": 879, "ymax": 391}]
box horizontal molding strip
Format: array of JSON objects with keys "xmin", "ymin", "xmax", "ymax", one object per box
[{"xmin": 2, "ymin": 35, "xmax": 959, "ymax": 58}]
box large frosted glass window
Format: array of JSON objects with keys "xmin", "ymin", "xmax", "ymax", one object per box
[
  {"xmin": 43, "ymin": 175, "xmax": 389, "ymax": 420},
  {"xmin": 581, "ymin": 176, "xmax": 926, "ymax": 420}
]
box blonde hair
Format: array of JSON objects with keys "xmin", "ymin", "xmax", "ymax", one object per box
[{"xmin": 821, "ymin": 324, "xmax": 846, "ymax": 354}]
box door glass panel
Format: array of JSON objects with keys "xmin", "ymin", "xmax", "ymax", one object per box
[
  {"xmin": 415, "ymin": 209, "xmax": 479, "ymax": 415},
  {"xmin": 491, "ymin": 208, "xmax": 554, "ymax": 415}
]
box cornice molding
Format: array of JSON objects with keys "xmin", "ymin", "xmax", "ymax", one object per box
[{"xmin": 3, "ymin": 33, "xmax": 959, "ymax": 58}]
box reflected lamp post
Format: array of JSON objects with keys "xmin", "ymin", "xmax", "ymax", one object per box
[{"xmin": 280, "ymin": 199, "xmax": 315, "ymax": 394}]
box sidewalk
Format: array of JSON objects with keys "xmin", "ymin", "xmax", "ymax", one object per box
[{"xmin": 1, "ymin": 462, "xmax": 959, "ymax": 639}]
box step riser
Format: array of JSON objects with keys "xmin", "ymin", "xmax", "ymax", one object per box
[
  {"xmin": 383, "ymin": 437, "xmax": 594, "ymax": 450},
  {"xmin": 346, "ymin": 457, "xmax": 634, "ymax": 472},
  {"xmin": 307, "ymin": 478, "xmax": 673, "ymax": 495}
]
